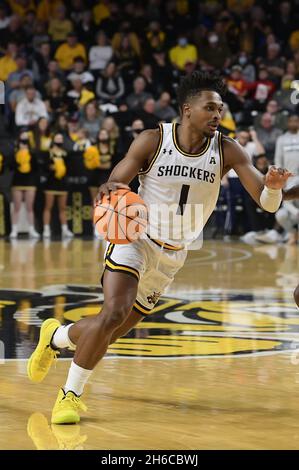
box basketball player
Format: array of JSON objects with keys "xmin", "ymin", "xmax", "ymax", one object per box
[
  {"xmin": 28, "ymin": 71, "xmax": 292, "ymax": 424},
  {"xmin": 281, "ymin": 184, "xmax": 299, "ymax": 307}
]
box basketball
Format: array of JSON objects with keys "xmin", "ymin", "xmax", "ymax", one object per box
[{"xmin": 93, "ymin": 189, "xmax": 148, "ymax": 244}]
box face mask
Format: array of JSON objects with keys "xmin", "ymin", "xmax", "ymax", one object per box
[
  {"xmin": 99, "ymin": 139, "xmax": 109, "ymax": 143},
  {"xmin": 54, "ymin": 142, "xmax": 63, "ymax": 147},
  {"xmin": 178, "ymin": 38, "xmax": 188, "ymax": 47},
  {"xmin": 209, "ymin": 35, "xmax": 218, "ymax": 44},
  {"xmin": 239, "ymin": 56, "xmax": 247, "ymax": 66},
  {"xmin": 133, "ymin": 129, "xmax": 143, "ymax": 134},
  {"xmin": 20, "ymin": 139, "xmax": 29, "ymax": 144}
]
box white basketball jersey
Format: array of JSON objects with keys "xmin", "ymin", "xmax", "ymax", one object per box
[{"xmin": 138, "ymin": 123, "xmax": 223, "ymax": 247}]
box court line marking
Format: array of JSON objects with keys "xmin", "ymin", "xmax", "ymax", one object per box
[{"xmin": 3, "ymin": 349, "xmax": 297, "ymax": 362}]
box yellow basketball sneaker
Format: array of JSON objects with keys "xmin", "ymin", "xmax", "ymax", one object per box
[
  {"xmin": 27, "ymin": 318, "xmax": 61, "ymax": 383},
  {"xmin": 51, "ymin": 388, "xmax": 87, "ymax": 424}
]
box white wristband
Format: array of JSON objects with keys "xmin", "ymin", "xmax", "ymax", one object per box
[{"xmin": 260, "ymin": 186, "xmax": 282, "ymax": 213}]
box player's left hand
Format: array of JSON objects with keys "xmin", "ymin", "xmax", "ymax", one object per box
[{"xmin": 264, "ymin": 166, "xmax": 293, "ymax": 190}]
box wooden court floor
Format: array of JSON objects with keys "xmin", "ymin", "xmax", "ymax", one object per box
[{"xmin": 0, "ymin": 238, "xmax": 299, "ymax": 450}]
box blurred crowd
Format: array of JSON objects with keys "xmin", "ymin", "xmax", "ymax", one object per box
[{"xmin": 0, "ymin": 0, "xmax": 299, "ymax": 242}]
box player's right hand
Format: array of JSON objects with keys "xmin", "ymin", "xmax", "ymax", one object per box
[{"xmin": 95, "ymin": 181, "xmax": 130, "ymax": 203}]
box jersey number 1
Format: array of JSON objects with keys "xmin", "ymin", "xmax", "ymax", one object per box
[{"xmin": 177, "ymin": 184, "xmax": 190, "ymax": 215}]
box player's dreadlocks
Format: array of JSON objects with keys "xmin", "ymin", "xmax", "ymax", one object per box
[{"xmin": 176, "ymin": 71, "xmax": 227, "ymax": 111}]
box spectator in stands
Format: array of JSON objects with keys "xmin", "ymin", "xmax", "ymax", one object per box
[
  {"xmin": 241, "ymin": 154, "xmax": 275, "ymax": 243},
  {"xmin": 219, "ymin": 102, "xmax": 236, "ymax": 137},
  {"xmin": 54, "ymin": 32, "xmax": 86, "ymax": 71},
  {"xmin": 44, "ymin": 77, "xmax": 67, "ymax": 122},
  {"xmin": 126, "ymin": 76, "xmax": 152, "ymax": 110},
  {"xmin": 10, "ymin": 131, "xmax": 40, "ymax": 239},
  {"xmin": 79, "ymin": 101, "xmax": 103, "ymax": 141},
  {"xmin": 224, "ymin": 127, "xmax": 265, "ymax": 238},
  {"xmin": 200, "ymin": 31, "xmax": 231, "ymax": 71},
  {"xmin": 96, "ymin": 61, "xmax": 125, "ymax": 104},
  {"xmin": 263, "ymin": 43, "xmax": 285, "ymax": 85},
  {"xmin": 235, "ymin": 51, "xmax": 255, "ymax": 83},
  {"xmin": 146, "ymin": 21, "xmax": 166, "ymax": 54},
  {"xmin": 169, "ymin": 33, "xmax": 198, "ymax": 71},
  {"xmin": 6, "ymin": 53, "xmax": 33, "ymax": 93},
  {"xmin": 0, "ymin": 4, "xmax": 11, "ymax": 35},
  {"xmin": 275, "ymin": 115, "xmax": 299, "ymax": 176},
  {"xmin": 112, "ymin": 21, "xmax": 141, "ymax": 57},
  {"xmin": 247, "ymin": 66, "xmax": 276, "ymax": 111},
  {"xmin": 33, "ymin": 41, "xmax": 53, "ymax": 83},
  {"xmin": 67, "ymin": 56, "xmax": 94, "ymax": 85},
  {"xmin": 237, "ymin": 128, "xmax": 265, "ymax": 160},
  {"xmin": 255, "ymin": 112, "xmax": 283, "ymax": 163},
  {"xmin": 15, "ymin": 86, "xmax": 48, "ymax": 128},
  {"xmin": 93, "ymin": 0, "xmax": 110, "ymax": 26},
  {"xmin": 5, "ymin": 14, "xmax": 26, "ymax": 45},
  {"xmin": 70, "ymin": 0, "xmax": 85, "ymax": 26},
  {"xmin": 113, "ymin": 33, "xmax": 140, "ymax": 86},
  {"xmin": 137, "ymin": 98, "xmax": 160, "ymax": 129},
  {"xmin": 76, "ymin": 9, "xmax": 96, "ymax": 48},
  {"xmin": 281, "ymin": 60, "xmax": 297, "ymax": 90},
  {"xmin": 66, "ymin": 78, "xmax": 83, "ymax": 115},
  {"xmin": 88, "ymin": 30, "xmax": 113, "ymax": 73},
  {"xmin": 8, "ymin": 73, "xmax": 35, "ymax": 114},
  {"xmin": 48, "ymin": 4, "xmax": 73, "ymax": 43},
  {"xmin": 32, "ymin": 20, "xmax": 50, "ymax": 51},
  {"xmin": 101, "ymin": 116, "xmax": 120, "ymax": 156},
  {"xmin": 0, "ymin": 42, "xmax": 18, "ymax": 82},
  {"xmin": 154, "ymin": 92, "xmax": 177, "ymax": 122},
  {"xmin": 36, "ymin": 0, "xmax": 64, "ymax": 24},
  {"xmin": 254, "ymin": 99, "xmax": 288, "ymax": 131},
  {"xmin": 140, "ymin": 64, "xmax": 157, "ymax": 97}
]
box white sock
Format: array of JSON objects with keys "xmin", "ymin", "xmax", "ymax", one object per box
[
  {"xmin": 64, "ymin": 361, "xmax": 92, "ymax": 396},
  {"xmin": 62, "ymin": 224, "xmax": 68, "ymax": 232},
  {"xmin": 51, "ymin": 324, "xmax": 76, "ymax": 350},
  {"xmin": 11, "ymin": 224, "xmax": 17, "ymax": 233},
  {"xmin": 43, "ymin": 224, "xmax": 50, "ymax": 232}
]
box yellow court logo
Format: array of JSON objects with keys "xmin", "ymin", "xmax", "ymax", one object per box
[{"xmin": 0, "ymin": 285, "xmax": 297, "ymax": 359}]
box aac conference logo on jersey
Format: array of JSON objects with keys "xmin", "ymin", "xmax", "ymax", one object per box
[{"xmin": 0, "ymin": 284, "xmax": 298, "ymax": 359}]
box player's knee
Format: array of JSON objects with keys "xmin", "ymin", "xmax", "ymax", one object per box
[
  {"xmin": 101, "ymin": 302, "xmax": 132, "ymax": 331},
  {"xmin": 294, "ymin": 285, "xmax": 299, "ymax": 308}
]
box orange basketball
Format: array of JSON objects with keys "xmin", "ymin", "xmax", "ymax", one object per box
[{"xmin": 93, "ymin": 189, "xmax": 148, "ymax": 244}]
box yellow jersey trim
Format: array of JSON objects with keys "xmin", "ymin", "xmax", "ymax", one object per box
[
  {"xmin": 138, "ymin": 124, "xmax": 163, "ymax": 175},
  {"xmin": 105, "ymin": 258, "xmax": 140, "ymax": 281},
  {"xmin": 133, "ymin": 300, "xmax": 152, "ymax": 315},
  {"xmin": 146, "ymin": 234, "xmax": 184, "ymax": 251},
  {"xmin": 172, "ymin": 123, "xmax": 211, "ymax": 157}
]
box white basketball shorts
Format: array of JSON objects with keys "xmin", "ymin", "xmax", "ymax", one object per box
[{"xmin": 102, "ymin": 236, "xmax": 187, "ymax": 315}]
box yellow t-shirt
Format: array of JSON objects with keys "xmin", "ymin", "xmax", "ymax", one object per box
[
  {"xmin": 93, "ymin": 2, "xmax": 110, "ymax": 25},
  {"xmin": 290, "ymin": 30, "xmax": 299, "ymax": 51},
  {"xmin": 0, "ymin": 55, "xmax": 17, "ymax": 81},
  {"xmin": 169, "ymin": 44, "xmax": 198, "ymax": 70},
  {"xmin": 9, "ymin": 0, "xmax": 35, "ymax": 16},
  {"xmin": 55, "ymin": 43, "xmax": 87, "ymax": 70},
  {"xmin": 37, "ymin": 0, "xmax": 63, "ymax": 22},
  {"xmin": 48, "ymin": 19, "xmax": 73, "ymax": 42}
]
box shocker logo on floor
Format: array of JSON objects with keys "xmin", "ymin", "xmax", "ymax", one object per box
[{"xmin": 0, "ymin": 285, "xmax": 298, "ymax": 359}]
